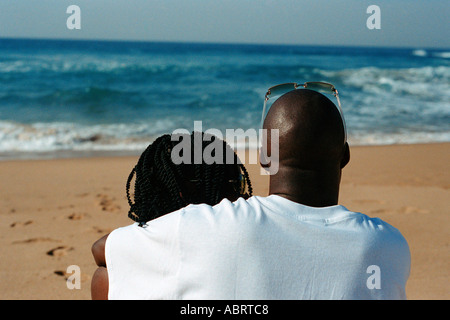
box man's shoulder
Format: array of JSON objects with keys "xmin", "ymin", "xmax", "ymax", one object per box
[
  {"xmin": 345, "ymin": 211, "xmax": 410, "ymax": 258},
  {"xmin": 351, "ymin": 211, "xmax": 408, "ymax": 239},
  {"xmin": 179, "ymin": 196, "xmax": 260, "ymax": 224}
]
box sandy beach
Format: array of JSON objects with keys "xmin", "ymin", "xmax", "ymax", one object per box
[{"xmin": 0, "ymin": 142, "xmax": 448, "ymax": 300}]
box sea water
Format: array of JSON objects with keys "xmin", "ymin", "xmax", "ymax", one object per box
[{"xmin": 0, "ymin": 38, "xmax": 449, "ymax": 159}]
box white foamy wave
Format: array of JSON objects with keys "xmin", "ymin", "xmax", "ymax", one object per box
[
  {"xmin": 0, "ymin": 54, "xmax": 215, "ymax": 75},
  {"xmin": 350, "ymin": 130, "xmax": 450, "ymax": 146},
  {"xmin": 412, "ymin": 49, "xmax": 427, "ymax": 57},
  {"xmin": 0, "ymin": 120, "xmax": 265, "ymax": 160},
  {"xmin": 0, "ymin": 57, "xmax": 157, "ymax": 74},
  {"xmin": 320, "ymin": 65, "xmax": 450, "ymax": 102},
  {"xmin": 433, "ymin": 51, "xmax": 450, "ymax": 59},
  {"xmin": 0, "ymin": 120, "xmax": 180, "ymax": 154},
  {"xmin": 2, "ymin": 119, "xmax": 449, "ymax": 154},
  {"xmin": 411, "ymin": 49, "xmax": 450, "ymax": 59}
]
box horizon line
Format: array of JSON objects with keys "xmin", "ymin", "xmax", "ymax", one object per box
[{"xmin": 1, "ymin": 36, "xmax": 449, "ymax": 51}]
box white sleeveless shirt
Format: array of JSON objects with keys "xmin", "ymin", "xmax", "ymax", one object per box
[{"xmin": 105, "ymin": 195, "xmax": 410, "ymax": 299}]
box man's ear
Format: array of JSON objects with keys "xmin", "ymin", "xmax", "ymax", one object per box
[
  {"xmin": 259, "ymin": 147, "xmax": 270, "ymax": 168},
  {"xmin": 340, "ymin": 142, "xmax": 350, "ymax": 169}
]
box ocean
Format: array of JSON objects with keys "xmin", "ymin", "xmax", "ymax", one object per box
[{"xmin": 0, "ymin": 38, "xmax": 449, "ymax": 160}]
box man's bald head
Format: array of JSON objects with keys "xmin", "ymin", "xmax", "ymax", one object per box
[{"xmin": 263, "ymin": 89, "xmax": 348, "ymax": 171}]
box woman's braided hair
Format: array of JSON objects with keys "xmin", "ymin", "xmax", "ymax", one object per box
[{"xmin": 126, "ymin": 132, "xmax": 252, "ymax": 224}]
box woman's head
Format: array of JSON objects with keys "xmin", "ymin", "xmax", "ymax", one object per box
[{"xmin": 126, "ymin": 132, "xmax": 252, "ymax": 224}]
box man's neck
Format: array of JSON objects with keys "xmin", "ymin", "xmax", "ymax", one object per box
[{"xmin": 268, "ymin": 167, "xmax": 341, "ymax": 207}]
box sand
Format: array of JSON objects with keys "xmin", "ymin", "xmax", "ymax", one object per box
[{"xmin": 0, "ymin": 143, "xmax": 448, "ymax": 300}]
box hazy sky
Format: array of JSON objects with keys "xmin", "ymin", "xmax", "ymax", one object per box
[{"xmin": 1, "ymin": 0, "xmax": 449, "ymax": 48}]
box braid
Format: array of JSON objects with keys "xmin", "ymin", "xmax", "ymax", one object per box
[
  {"xmin": 239, "ymin": 163, "xmax": 253, "ymax": 196},
  {"xmin": 212, "ymin": 163, "xmax": 225, "ymax": 204},
  {"xmin": 126, "ymin": 131, "xmax": 253, "ymax": 224},
  {"xmin": 125, "ymin": 166, "xmax": 138, "ymax": 220},
  {"xmin": 126, "ymin": 135, "xmax": 184, "ymax": 223}
]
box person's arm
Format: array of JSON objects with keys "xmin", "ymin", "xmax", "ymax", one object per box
[
  {"xmin": 91, "ymin": 233, "xmax": 109, "ymax": 267},
  {"xmin": 91, "ymin": 267, "xmax": 109, "ymax": 300},
  {"xmin": 91, "ymin": 234, "xmax": 110, "ymax": 300}
]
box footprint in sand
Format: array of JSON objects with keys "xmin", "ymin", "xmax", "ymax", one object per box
[
  {"xmin": 67, "ymin": 212, "xmax": 88, "ymax": 220},
  {"xmin": 54, "ymin": 270, "xmax": 67, "ymax": 277},
  {"xmin": 46, "ymin": 246, "xmax": 74, "ymax": 257},
  {"xmin": 12, "ymin": 237, "xmax": 60, "ymax": 244},
  {"xmin": 92, "ymin": 225, "xmax": 111, "ymax": 234},
  {"xmin": 96, "ymin": 194, "xmax": 121, "ymax": 212},
  {"xmin": 10, "ymin": 220, "xmax": 33, "ymax": 227}
]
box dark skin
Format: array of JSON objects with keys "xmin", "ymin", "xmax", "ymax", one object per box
[
  {"xmin": 91, "ymin": 234, "xmax": 108, "ymax": 300},
  {"xmin": 262, "ymin": 89, "xmax": 350, "ymax": 207}
]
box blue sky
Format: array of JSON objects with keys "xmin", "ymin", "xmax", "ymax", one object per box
[{"xmin": 1, "ymin": 0, "xmax": 449, "ymax": 48}]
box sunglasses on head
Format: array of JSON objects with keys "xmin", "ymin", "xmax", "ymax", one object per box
[{"xmin": 261, "ymin": 81, "xmax": 347, "ymax": 143}]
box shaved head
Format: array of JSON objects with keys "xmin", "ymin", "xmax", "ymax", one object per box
[
  {"xmin": 261, "ymin": 88, "xmax": 350, "ymax": 206},
  {"xmin": 263, "ymin": 89, "xmax": 347, "ymax": 171}
]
